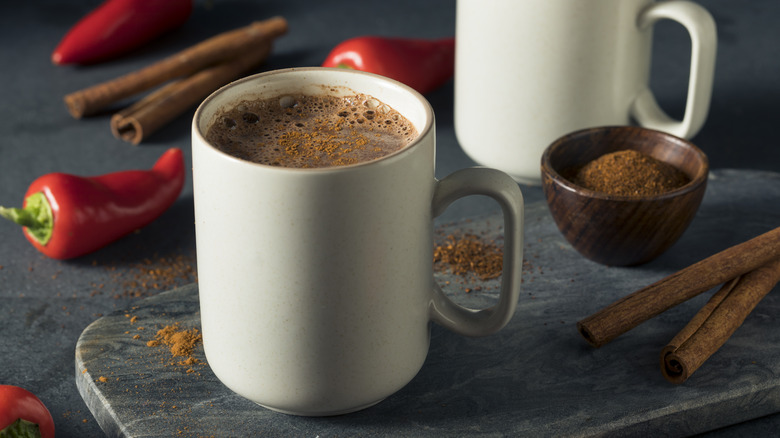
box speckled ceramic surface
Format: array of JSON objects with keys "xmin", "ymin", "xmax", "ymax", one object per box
[{"xmin": 190, "ymin": 68, "xmax": 525, "ymax": 415}]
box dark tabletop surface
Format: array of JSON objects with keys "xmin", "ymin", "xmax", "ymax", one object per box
[{"xmin": 1, "ymin": 1, "xmax": 779, "ymax": 436}]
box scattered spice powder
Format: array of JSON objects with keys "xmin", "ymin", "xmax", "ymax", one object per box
[
  {"xmin": 434, "ymin": 233, "xmax": 504, "ymax": 281},
  {"xmin": 147, "ymin": 323, "xmax": 203, "ymax": 364},
  {"xmin": 570, "ymin": 149, "xmax": 689, "ymax": 197},
  {"xmin": 98, "ymin": 252, "xmax": 197, "ymax": 298}
]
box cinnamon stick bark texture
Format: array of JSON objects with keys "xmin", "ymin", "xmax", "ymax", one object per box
[
  {"xmin": 64, "ymin": 17, "xmax": 288, "ymax": 119},
  {"xmin": 577, "ymin": 226, "xmax": 780, "ymax": 348},
  {"xmin": 661, "ymin": 257, "xmax": 780, "ymax": 384},
  {"xmin": 110, "ymin": 42, "xmax": 272, "ymax": 144}
]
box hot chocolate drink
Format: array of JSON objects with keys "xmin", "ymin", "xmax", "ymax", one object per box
[{"xmin": 204, "ymin": 93, "xmax": 418, "ymax": 168}]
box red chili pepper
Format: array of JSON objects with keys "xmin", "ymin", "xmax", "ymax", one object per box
[
  {"xmin": 322, "ymin": 36, "xmax": 456, "ymax": 94},
  {"xmin": 52, "ymin": 0, "xmax": 193, "ymax": 65},
  {"xmin": 0, "ymin": 148, "xmax": 185, "ymax": 260},
  {"xmin": 0, "ymin": 385, "xmax": 55, "ymax": 438}
]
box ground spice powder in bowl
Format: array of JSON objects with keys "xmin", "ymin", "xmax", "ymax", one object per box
[
  {"xmin": 570, "ymin": 149, "xmax": 690, "ymax": 197},
  {"xmin": 541, "ymin": 125, "xmax": 709, "ymax": 266}
]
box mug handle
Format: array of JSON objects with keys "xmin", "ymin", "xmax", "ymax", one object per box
[
  {"xmin": 630, "ymin": 0, "xmax": 717, "ymax": 139},
  {"xmin": 429, "ymin": 167, "xmax": 524, "ymax": 337}
]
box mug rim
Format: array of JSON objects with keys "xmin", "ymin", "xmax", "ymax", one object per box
[{"xmin": 192, "ymin": 67, "xmax": 435, "ymax": 174}]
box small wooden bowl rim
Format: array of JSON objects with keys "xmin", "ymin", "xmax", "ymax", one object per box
[{"xmin": 541, "ymin": 126, "xmax": 709, "ymax": 202}]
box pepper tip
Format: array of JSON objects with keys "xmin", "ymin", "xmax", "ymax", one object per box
[{"xmin": 51, "ymin": 52, "xmax": 64, "ymax": 65}]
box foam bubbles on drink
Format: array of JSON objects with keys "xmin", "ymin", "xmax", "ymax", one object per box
[
  {"xmin": 279, "ymin": 95, "xmax": 297, "ymax": 109},
  {"xmin": 205, "ymin": 93, "xmax": 419, "ymax": 168},
  {"xmin": 242, "ymin": 112, "xmax": 259, "ymax": 124},
  {"xmin": 222, "ymin": 117, "xmax": 237, "ymax": 130},
  {"xmin": 364, "ymin": 98, "xmax": 380, "ymax": 109}
]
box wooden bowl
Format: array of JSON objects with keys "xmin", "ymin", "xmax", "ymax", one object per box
[{"xmin": 541, "ymin": 126, "xmax": 709, "ymax": 266}]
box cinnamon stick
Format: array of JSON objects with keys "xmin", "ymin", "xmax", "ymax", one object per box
[
  {"xmin": 577, "ymin": 226, "xmax": 780, "ymax": 348},
  {"xmin": 65, "ymin": 17, "xmax": 288, "ymax": 118},
  {"xmin": 661, "ymin": 257, "xmax": 780, "ymax": 384},
  {"xmin": 111, "ymin": 41, "xmax": 272, "ymax": 144}
]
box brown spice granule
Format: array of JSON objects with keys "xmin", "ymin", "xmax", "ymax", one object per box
[
  {"xmin": 179, "ymin": 356, "xmax": 198, "ymax": 365},
  {"xmin": 102, "ymin": 252, "xmax": 197, "ymax": 298},
  {"xmin": 570, "ymin": 149, "xmax": 689, "ymax": 197},
  {"xmin": 276, "ymin": 120, "xmax": 372, "ymax": 167},
  {"xmin": 434, "ymin": 233, "xmax": 503, "ymax": 280},
  {"xmin": 147, "ymin": 323, "xmax": 202, "ymax": 361}
]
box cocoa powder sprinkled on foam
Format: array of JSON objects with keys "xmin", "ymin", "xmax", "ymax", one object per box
[{"xmin": 205, "ymin": 93, "xmax": 418, "ymax": 168}]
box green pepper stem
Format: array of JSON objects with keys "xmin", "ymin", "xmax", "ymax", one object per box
[
  {"xmin": 0, "ymin": 418, "xmax": 43, "ymax": 438},
  {"xmin": 0, "ymin": 192, "xmax": 53, "ymax": 245}
]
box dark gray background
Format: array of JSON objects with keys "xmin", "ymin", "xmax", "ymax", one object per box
[{"xmin": 0, "ymin": 1, "xmax": 778, "ymax": 436}]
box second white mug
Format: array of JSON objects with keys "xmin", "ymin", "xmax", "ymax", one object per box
[{"xmin": 454, "ymin": 0, "xmax": 717, "ymax": 185}]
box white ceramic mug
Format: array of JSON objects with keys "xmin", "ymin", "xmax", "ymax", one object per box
[
  {"xmin": 454, "ymin": 0, "xmax": 717, "ymax": 185},
  {"xmin": 192, "ymin": 67, "xmax": 525, "ymax": 416}
]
